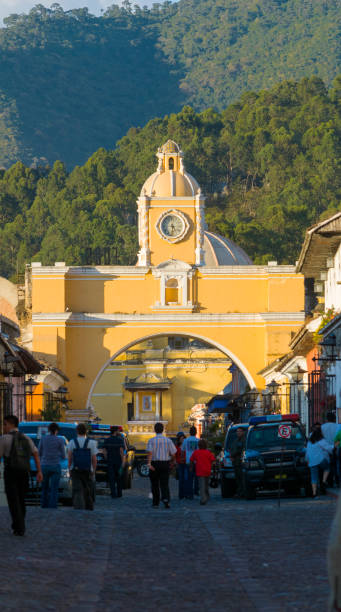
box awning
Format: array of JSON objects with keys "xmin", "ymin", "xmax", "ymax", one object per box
[
  {"xmin": 207, "ymin": 393, "xmax": 233, "ymax": 414},
  {"xmin": 0, "ymin": 334, "xmax": 42, "ymax": 375}
]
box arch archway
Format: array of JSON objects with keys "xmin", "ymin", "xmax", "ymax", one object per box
[{"xmin": 86, "ymin": 331, "xmax": 256, "ymax": 410}]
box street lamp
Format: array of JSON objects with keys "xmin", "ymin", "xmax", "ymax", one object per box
[
  {"xmin": 24, "ymin": 377, "xmax": 39, "ymax": 421},
  {"xmin": 247, "ymin": 388, "xmax": 262, "ymax": 415},
  {"xmin": 313, "ymin": 334, "xmax": 341, "ymax": 367},
  {"xmin": 290, "ymin": 365, "xmax": 307, "ymax": 385},
  {"xmin": 266, "ymin": 379, "xmax": 280, "ymax": 414}
]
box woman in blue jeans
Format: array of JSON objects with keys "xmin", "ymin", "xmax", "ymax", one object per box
[
  {"xmin": 306, "ymin": 428, "xmax": 333, "ymax": 498},
  {"xmin": 38, "ymin": 423, "xmax": 66, "ymax": 508}
]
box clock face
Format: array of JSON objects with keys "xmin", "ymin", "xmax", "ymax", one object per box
[{"xmin": 160, "ymin": 214, "xmax": 184, "ymax": 238}]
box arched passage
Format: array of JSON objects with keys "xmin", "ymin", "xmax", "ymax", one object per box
[{"xmin": 86, "ymin": 331, "xmax": 256, "ymax": 410}]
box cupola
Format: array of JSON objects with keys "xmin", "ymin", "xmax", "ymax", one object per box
[{"xmin": 140, "ymin": 139, "xmax": 200, "ymax": 198}]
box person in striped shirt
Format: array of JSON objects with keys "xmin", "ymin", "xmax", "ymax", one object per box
[{"xmin": 146, "ymin": 423, "xmax": 176, "ymax": 508}]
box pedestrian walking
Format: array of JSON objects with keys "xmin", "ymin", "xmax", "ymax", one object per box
[
  {"xmin": 322, "ymin": 412, "xmax": 341, "ymax": 487},
  {"xmin": 67, "ymin": 423, "xmax": 97, "ymax": 510},
  {"xmin": 146, "ymin": 422, "xmax": 176, "ymax": 508},
  {"xmin": 190, "ymin": 439, "xmax": 216, "ymax": 505},
  {"xmin": 103, "ymin": 425, "xmax": 125, "ymax": 498},
  {"xmin": 305, "ymin": 428, "xmax": 333, "ymax": 498},
  {"xmin": 230, "ymin": 426, "xmax": 246, "ymax": 498},
  {"xmin": 182, "ymin": 426, "xmax": 199, "ymax": 499},
  {"xmin": 38, "ymin": 422, "xmax": 66, "ymax": 508},
  {"xmin": 175, "ymin": 432, "xmax": 186, "ymax": 499},
  {"xmin": 0, "ymin": 414, "xmax": 42, "ymax": 536}
]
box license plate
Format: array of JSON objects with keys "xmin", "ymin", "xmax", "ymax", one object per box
[{"xmin": 275, "ymin": 474, "xmax": 287, "ymax": 479}]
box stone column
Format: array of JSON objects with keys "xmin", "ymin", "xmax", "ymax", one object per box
[
  {"xmin": 137, "ymin": 194, "xmax": 151, "ymax": 266},
  {"xmin": 160, "ymin": 276, "xmax": 166, "ymax": 306},
  {"xmin": 135, "ymin": 392, "xmax": 139, "ymax": 420},
  {"xmin": 195, "ymin": 191, "xmax": 206, "ymax": 266},
  {"xmin": 182, "ymin": 275, "xmax": 188, "ymax": 305},
  {"xmin": 155, "ymin": 391, "xmax": 160, "ymax": 419}
]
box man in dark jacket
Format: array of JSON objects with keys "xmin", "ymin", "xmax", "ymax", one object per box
[
  {"xmin": 230, "ymin": 427, "xmax": 246, "ymax": 497},
  {"xmin": 0, "ymin": 415, "xmax": 42, "ymax": 535},
  {"xmin": 103, "ymin": 426, "xmax": 125, "ymax": 498}
]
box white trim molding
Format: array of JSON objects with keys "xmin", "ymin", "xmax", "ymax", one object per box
[{"xmin": 32, "ymin": 311, "xmax": 306, "ymax": 324}]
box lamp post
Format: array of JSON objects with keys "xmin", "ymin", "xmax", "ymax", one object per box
[
  {"xmin": 55, "ymin": 386, "xmax": 69, "ymax": 419},
  {"xmin": 266, "ymin": 379, "xmax": 280, "ymax": 414},
  {"xmin": 247, "ymin": 388, "xmax": 261, "ymax": 415},
  {"xmin": 288, "ymin": 365, "xmax": 307, "ymax": 422},
  {"xmin": 24, "ymin": 377, "xmax": 39, "ymax": 421},
  {"xmin": 312, "ymin": 334, "xmax": 341, "ymax": 368}
]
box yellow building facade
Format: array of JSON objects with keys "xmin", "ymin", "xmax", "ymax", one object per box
[{"xmin": 31, "ymin": 140, "xmax": 305, "ymax": 445}]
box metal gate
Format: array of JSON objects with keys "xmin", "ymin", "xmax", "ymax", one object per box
[
  {"xmin": 0, "ymin": 382, "xmax": 13, "ymax": 435},
  {"xmin": 308, "ymin": 371, "xmax": 335, "ymax": 430}
]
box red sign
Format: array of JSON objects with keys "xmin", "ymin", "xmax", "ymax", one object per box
[{"xmin": 278, "ymin": 424, "xmax": 292, "ymax": 439}]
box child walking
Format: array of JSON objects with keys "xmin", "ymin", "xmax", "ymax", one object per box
[{"xmin": 190, "ymin": 439, "xmax": 216, "ymax": 505}]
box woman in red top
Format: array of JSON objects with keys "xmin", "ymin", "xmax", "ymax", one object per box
[
  {"xmin": 190, "ymin": 439, "xmax": 216, "ymax": 505},
  {"xmin": 175, "ymin": 432, "xmax": 186, "ymax": 500}
]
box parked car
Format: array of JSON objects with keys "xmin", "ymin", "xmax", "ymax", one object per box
[
  {"xmin": 89, "ymin": 427, "xmax": 135, "ymax": 489},
  {"xmin": 220, "ymin": 423, "xmax": 249, "ymax": 498},
  {"xmin": 25, "ymin": 433, "xmax": 72, "ymax": 505},
  {"xmin": 134, "ymin": 450, "xmax": 150, "ymax": 477},
  {"xmin": 134, "ymin": 436, "xmax": 178, "ymax": 477},
  {"xmin": 242, "ymin": 414, "xmax": 310, "ymax": 499},
  {"xmin": 19, "ymin": 421, "xmax": 77, "ymax": 441}
]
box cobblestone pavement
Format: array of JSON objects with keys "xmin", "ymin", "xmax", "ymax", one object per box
[{"xmin": 0, "ymin": 475, "xmax": 337, "ymax": 612}]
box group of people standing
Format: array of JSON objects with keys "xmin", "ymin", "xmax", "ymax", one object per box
[
  {"xmin": 146, "ymin": 423, "xmax": 216, "ymax": 507},
  {"xmin": 0, "ymin": 416, "xmax": 127, "ymax": 536}
]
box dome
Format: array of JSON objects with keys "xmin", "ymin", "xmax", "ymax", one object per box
[
  {"xmin": 140, "ymin": 139, "xmax": 200, "ymax": 197},
  {"xmin": 161, "ymin": 140, "xmax": 180, "ymax": 154},
  {"xmin": 203, "ymin": 231, "xmax": 252, "ymax": 266},
  {"xmin": 141, "ymin": 170, "xmax": 199, "ymax": 197}
]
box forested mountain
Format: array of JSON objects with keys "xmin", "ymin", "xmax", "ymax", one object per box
[
  {"xmin": 0, "ymin": 0, "xmax": 340, "ymax": 167},
  {"xmin": 0, "ymin": 76, "xmax": 340, "ymax": 279}
]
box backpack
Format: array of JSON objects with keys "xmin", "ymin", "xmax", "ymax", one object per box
[
  {"xmin": 73, "ymin": 438, "xmax": 92, "ymax": 471},
  {"xmin": 8, "ymin": 432, "xmax": 32, "ymax": 472}
]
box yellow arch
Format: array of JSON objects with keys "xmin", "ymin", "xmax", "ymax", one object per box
[{"xmin": 86, "ymin": 331, "xmax": 256, "ymax": 409}]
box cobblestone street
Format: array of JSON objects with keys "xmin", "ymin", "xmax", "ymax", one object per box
[{"xmin": 0, "ymin": 475, "xmax": 336, "ymax": 611}]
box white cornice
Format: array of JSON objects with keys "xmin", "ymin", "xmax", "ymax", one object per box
[
  {"xmin": 31, "ymin": 264, "xmax": 298, "ymax": 277},
  {"xmin": 148, "ymin": 197, "xmax": 196, "ymax": 201},
  {"xmin": 200, "ymin": 265, "xmax": 298, "ymax": 274},
  {"xmin": 32, "ymin": 312, "xmax": 306, "ymax": 324},
  {"xmin": 32, "ymin": 266, "xmax": 149, "ymax": 276}
]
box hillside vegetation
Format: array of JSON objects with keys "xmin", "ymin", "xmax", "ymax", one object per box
[
  {"xmin": 0, "ymin": 0, "xmax": 340, "ymax": 167},
  {"xmin": 0, "ymin": 76, "xmax": 340, "ymax": 278}
]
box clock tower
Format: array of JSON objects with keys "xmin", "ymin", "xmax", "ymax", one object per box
[{"xmin": 137, "ymin": 140, "xmax": 205, "ymax": 267}]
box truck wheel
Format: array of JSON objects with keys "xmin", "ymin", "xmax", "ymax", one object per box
[
  {"xmin": 221, "ymin": 478, "xmax": 235, "ymax": 498},
  {"xmin": 137, "ymin": 462, "xmax": 150, "ymax": 477}
]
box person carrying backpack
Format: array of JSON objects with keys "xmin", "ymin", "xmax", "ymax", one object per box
[
  {"xmin": 67, "ymin": 423, "xmax": 97, "ymax": 510},
  {"xmin": 0, "ymin": 414, "xmax": 43, "ymax": 536}
]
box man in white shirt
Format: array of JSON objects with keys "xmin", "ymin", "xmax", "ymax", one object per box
[
  {"xmin": 147, "ymin": 422, "xmax": 176, "ymax": 508},
  {"xmin": 67, "ymin": 423, "xmax": 97, "ymax": 510}
]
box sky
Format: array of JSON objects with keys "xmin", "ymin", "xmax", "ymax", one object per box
[{"xmin": 0, "ymin": 0, "xmax": 159, "ymax": 24}]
